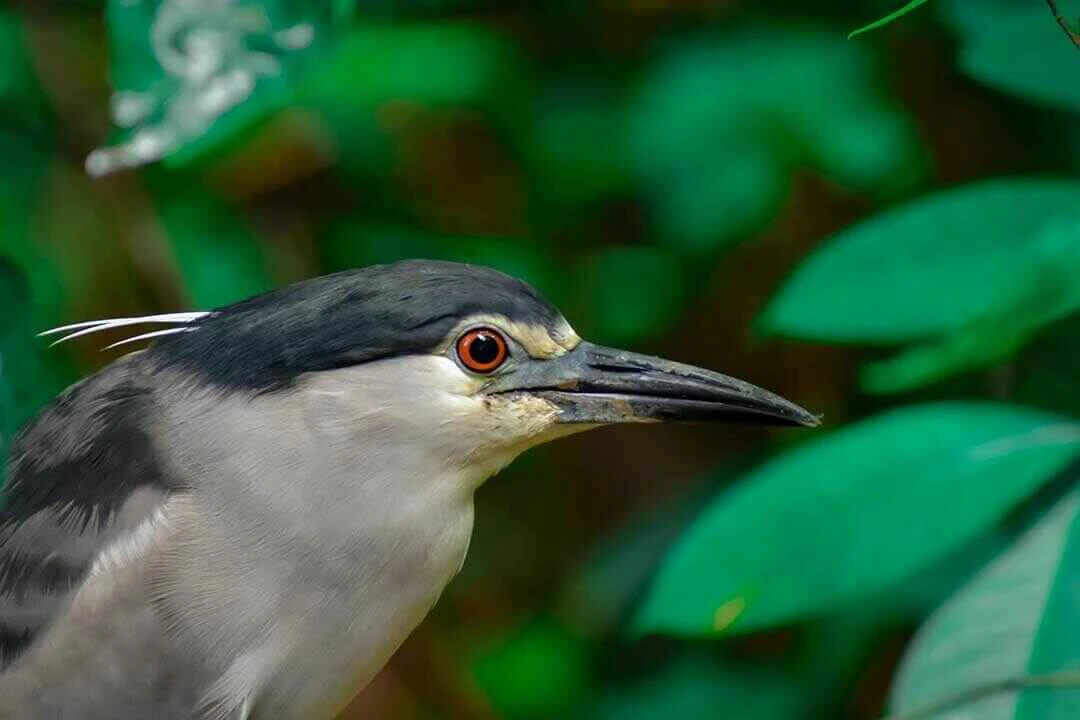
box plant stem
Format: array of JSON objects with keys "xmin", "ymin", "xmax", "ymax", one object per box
[{"xmin": 1045, "ymin": 0, "xmax": 1080, "ymax": 50}]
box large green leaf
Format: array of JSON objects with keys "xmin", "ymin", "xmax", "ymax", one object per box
[
  {"xmin": 88, "ymin": 0, "xmax": 334, "ymax": 176},
  {"xmin": 760, "ymin": 179, "xmax": 1080, "ymax": 344},
  {"xmin": 941, "ymin": 0, "xmax": 1080, "ymax": 114},
  {"xmin": 629, "ymin": 28, "xmax": 921, "ymax": 252},
  {"xmin": 635, "ymin": 403, "xmax": 1080, "ymax": 637},
  {"xmin": 861, "ymin": 211, "xmax": 1080, "ymax": 393},
  {"xmin": 891, "ymin": 491, "xmax": 1080, "ymax": 719},
  {"xmin": 155, "ymin": 187, "xmax": 273, "ymax": 308}
]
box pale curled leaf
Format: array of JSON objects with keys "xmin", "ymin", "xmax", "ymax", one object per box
[
  {"xmin": 88, "ymin": 0, "xmax": 327, "ymax": 176},
  {"xmin": 891, "ymin": 491, "xmax": 1080, "ymax": 719}
]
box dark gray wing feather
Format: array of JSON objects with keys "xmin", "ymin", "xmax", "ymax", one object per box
[{"xmin": 0, "ymin": 354, "xmax": 174, "ymax": 668}]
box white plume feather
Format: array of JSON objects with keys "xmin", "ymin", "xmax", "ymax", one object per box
[{"xmin": 40, "ymin": 311, "xmax": 210, "ymax": 348}]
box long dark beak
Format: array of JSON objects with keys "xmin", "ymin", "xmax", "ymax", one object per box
[{"xmin": 489, "ymin": 342, "xmax": 819, "ymax": 427}]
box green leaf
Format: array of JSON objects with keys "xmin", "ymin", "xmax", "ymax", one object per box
[
  {"xmin": 155, "ymin": 187, "xmax": 273, "ymax": 308},
  {"xmin": 861, "ymin": 211, "xmax": 1080, "ymax": 393},
  {"xmin": 587, "ymin": 653, "xmax": 805, "ymax": 720},
  {"xmin": 629, "ymin": 28, "xmax": 921, "ymax": 252},
  {"xmin": 760, "ymin": 178, "xmax": 1080, "ymax": 344},
  {"xmin": 89, "ymin": 0, "xmax": 334, "ymax": 176},
  {"xmin": 849, "ymin": 0, "xmax": 932, "ymax": 38},
  {"xmin": 941, "ymin": 0, "xmax": 1080, "ymax": 114},
  {"xmin": 891, "ymin": 491, "xmax": 1080, "ymax": 719},
  {"xmin": 635, "ymin": 403, "xmax": 1080, "ymax": 637}
]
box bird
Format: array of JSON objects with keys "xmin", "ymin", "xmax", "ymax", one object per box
[{"xmin": 0, "ymin": 259, "xmax": 817, "ymax": 719}]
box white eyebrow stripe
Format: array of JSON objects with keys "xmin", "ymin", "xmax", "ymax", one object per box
[
  {"xmin": 104, "ymin": 327, "xmax": 194, "ymax": 350},
  {"xmin": 40, "ymin": 312, "xmax": 211, "ymax": 346}
]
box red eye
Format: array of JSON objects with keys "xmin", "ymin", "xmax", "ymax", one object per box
[{"xmin": 456, "ymin": 327, "xmax": 508, "ymax": 373}]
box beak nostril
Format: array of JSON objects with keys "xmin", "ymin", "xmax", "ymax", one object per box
[{"xmin": 587, "ymin": 362, "xmax": 642, "ymax": 374}]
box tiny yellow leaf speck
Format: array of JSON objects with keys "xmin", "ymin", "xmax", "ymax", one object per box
[{"xmin": 712, "ymin": 597, "xmax": 746, "ymax": 633}]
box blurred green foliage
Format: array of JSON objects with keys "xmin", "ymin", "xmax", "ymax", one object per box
[
  {"xmin": 629, "ymin": 28, "xmax": 921, "ymax": 251},
  {"xmin": 3, "ymin": 0, "xmax": 1080, "ymax": 718}
]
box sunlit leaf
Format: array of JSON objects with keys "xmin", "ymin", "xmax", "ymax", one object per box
[
  {"xmin": 941, "ymin": 0, "xmax": 1080, "ymax": 113},
  {"xmin": 155, "ymin": 187, "xmax": 273, "ymax": 308},
  {"xmin": 89, "ymin": 0, "xmax": 334, "ymax": 176},
  {"xmin": 636, "ymin": 403, "xmax": 1080, "ymax": 637},
  {"xmin": 849, "ymin": 0, "xmax": 932, "ymax": 38},
  {"xmin": 629, "ymin": 28, "xmax": 921, "ymax": 252},
  {"xmin": 760, "ymin": 179, "xmax": 1080, "ymax": 344},
  {"xmin": 891, "ymin": 491, "xmax": 1080, "ymax": 719},
  {"xmin": 587, "ymin": 653, "xmax": 805, "ymax": 720}
]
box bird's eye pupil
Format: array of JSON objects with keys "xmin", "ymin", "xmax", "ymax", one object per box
[
  {"xmin": 469, "ymin": 334, "xmax": 500, "ymax": 364},
  {"xmin": 456, "ymin": 327, "xmax": 508, "ymax": 373}
]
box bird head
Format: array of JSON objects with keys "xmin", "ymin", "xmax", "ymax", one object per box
[{"xmin": 51, "ymin": 260, "xmax": 818, "ymax": 488}]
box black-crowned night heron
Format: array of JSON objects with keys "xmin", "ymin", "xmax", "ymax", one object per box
[{"xmin": 0, "ymin": 260, "xmax": 817, "ymax": 719}]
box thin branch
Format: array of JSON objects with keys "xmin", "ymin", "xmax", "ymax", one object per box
[
  {"xmin": 1045, "ymin": 0, "xmax": 1080, "ymax": 50},
  {"xmin": 882, "ymin": 670, "xmax": 1080, "ymax": 720}
]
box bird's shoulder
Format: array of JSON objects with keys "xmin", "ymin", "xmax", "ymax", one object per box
[{"xmin": 0, "ymin": 354, "xmax": 176, "ymax": 668}]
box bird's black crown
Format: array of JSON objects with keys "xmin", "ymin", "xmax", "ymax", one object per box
[{"xmin": 152, "ymin": 259, "xmax": 562, "ymax": 391}]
